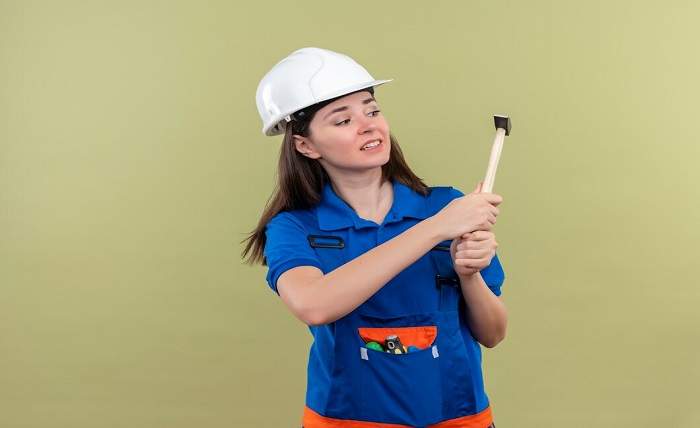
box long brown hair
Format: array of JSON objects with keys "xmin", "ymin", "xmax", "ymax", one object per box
[{"xmin": 240, "ymin": 90, "xmax": 430, "ymax": 266}]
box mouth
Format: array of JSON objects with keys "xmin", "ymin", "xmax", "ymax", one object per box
[{"xmin": 360, "ymin": 139, "xmax": 383, "ymax": 151}]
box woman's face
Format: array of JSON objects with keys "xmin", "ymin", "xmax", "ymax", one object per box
[{"xmin": 293, "ymin": 90, "xmax": 391, "ymax": 174}]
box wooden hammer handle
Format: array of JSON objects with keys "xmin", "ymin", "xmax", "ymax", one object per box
[{"xmin": 482, "ymin": 128, "xmax": 506, "ymax": 193}]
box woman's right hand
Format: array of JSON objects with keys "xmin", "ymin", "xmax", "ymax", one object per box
[{"xmin": 432, "ymin": 182, "xmax": 503, "ymax": 241}]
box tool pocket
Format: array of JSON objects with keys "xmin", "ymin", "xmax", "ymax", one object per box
[
  {"xmin": 358, "ymin": 326, "xmax": 437, "ymax": 354},
  {"xmin": 353, "ymin": 314, "xmax": 444, "ymax": 426}
]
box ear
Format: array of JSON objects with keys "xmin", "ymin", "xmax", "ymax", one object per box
[{"xmin": 293, "ymin": 135, "xmax": 321, "ymax": 159}]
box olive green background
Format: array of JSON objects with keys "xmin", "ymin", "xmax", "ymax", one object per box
[{"xmin": 2, "ymin": 1, "xmax": 698, "ymax": 427}]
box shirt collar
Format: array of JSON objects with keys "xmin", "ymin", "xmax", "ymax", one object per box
[{"xmin": 316, "ymin": 179, "xmax": 429, "ymax": 231}]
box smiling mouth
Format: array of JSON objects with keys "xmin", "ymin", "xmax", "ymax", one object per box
[{"xmin": 360, "ymin": 139, "xmax": 382, "ymax": 151}]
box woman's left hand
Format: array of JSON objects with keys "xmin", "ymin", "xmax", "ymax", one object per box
[{"xmin": 449, "ymin": 230, "xmax": 498, "ymax": 277}]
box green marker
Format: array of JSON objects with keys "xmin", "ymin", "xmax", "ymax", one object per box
[{"xmin": 366, "ymin": 341, "xmax": 383, "ymax": 352}]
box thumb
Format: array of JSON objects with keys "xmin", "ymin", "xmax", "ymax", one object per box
[{"xmin": 473, "ymin": 181, "xmax": 483, "ymax": 194}]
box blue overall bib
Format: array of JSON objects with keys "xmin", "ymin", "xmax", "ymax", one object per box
[{"xmin": 264, "ymin": 180, "xmax": 505, "ymax": 428}]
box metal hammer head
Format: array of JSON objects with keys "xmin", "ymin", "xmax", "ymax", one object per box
[{"xmin": 494, "ymin": 115, "xmax": 511, "ymax": 136}]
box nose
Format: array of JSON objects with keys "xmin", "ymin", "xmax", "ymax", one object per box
[{"xmin": 357, "ymin": 114, "xmax": 377, "ymax": 134}]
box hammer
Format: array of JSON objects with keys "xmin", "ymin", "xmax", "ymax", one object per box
[
  {"xmin": 482, "ymin": 115, "xmax": 511, "ymax": 193},
  {"xmin": 459, "ymin": 115, "xmax": 511, "ymax": 250}
]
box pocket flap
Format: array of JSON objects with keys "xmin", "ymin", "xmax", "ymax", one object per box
[{"xmin": 358, "ymin": 326, "xmax": 437, "ymax": 349}]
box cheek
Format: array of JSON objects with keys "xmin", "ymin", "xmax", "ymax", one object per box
[
  {"xmin": 325, "ymin": 130, "xmax": 358, "ymax": 151},
  {"xmin": 314, "ymin": 133, "xmax": 357, "ymax": 159},
  {"xmin": 376, "ymin": 116, "xmax": 390, "ymax": 132}
]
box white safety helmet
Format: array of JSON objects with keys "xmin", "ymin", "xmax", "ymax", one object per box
[{"xmin": 255, "ymin": 47, "xmax": 393, "ymax": 136}]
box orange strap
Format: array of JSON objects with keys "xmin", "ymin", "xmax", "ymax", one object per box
[
  {"xmin": 302, "ymin": 405, "xmax": 493, "ymax": 428},
  {"xmin": 428, "ymin": 406, "xmax": 493, "ymax": 428}
]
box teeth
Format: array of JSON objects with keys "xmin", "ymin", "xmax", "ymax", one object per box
[{"xmin": 362, "ymin": 140, "xmax": 381, "ymax": 150}]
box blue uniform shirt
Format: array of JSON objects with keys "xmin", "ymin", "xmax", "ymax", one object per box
[{"xmin": 263, "ymin": 178, "xmax": 505, "ymax": 427}]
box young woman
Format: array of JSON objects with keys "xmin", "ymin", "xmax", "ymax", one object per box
[{"xmin": 243, "ymin": 47, "xmax": 506, "ymax": 428}]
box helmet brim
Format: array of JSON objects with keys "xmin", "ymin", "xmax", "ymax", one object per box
[{"xmin": 262, "ymin": 78, "xmax": 393, "ymax": 136}]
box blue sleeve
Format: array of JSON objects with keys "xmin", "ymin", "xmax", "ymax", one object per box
[
  {"xmin": 263, "ymin": 211, "xmax": 323, "ymax": 295},
  {"xmin": 447, "ymin": 186, "xmax": 506, "ymax": 296},
  {"xmin": 481, "ymin": 253, "xmax": 505, "ymax": 296},
  {"xmin": 448, "ymin": 186, "xmax": 465, "ymax": 198}
]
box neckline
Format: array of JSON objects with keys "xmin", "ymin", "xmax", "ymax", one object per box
[{"xmin": 328, "ymin": 179, "xmax": 396, "ymax": 227}]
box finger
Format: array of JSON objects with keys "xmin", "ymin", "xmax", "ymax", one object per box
[
  {"xmin": 469, "ymin": 231, "xmax": 493, "ymax": 241},
  {"xmin": 457, "ymin": 248, "xmax": 490, "ymax": 259},
  {"xmin": 459, "ymin": 237, "xmax": 494, "ymax": 251},
  {"xmin": 457, "ymin": 239, "xmax": 479, "ymax": 251},
  {"xmin": 484, "ymin": 193, "xmax": 503, "ymax": 206},
  {"xmin": 454, "ymin": 258, "xmax": 477, "ymax": 267},
  {"xmin": 468, "ymin": 257, "xmax": 489, "ymax": 268},
  {"xmin": 457, "ymin": 238, "xmax": 482, "ymax": 250},
  {"xmin": 454, "ymin": 257, "xmax": 487, "ymax": 268},
  {"xmin": 457, "ymin": 239, "xmax": 474, "ymax": 251}
]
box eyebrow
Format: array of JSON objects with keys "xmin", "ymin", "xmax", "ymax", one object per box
[{"xmin": 323, "ymin": 97, "xmax": 377, "ymax": 120}]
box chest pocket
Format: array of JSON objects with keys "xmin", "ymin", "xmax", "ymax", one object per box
[
  {"xmin": 429, "ymin": 239, "xmax": 461, "ymax": 311},
  {"xmin": 423, "ymin": 186, "xmax": 462, "ymax": 304},
  {"xmin": 429, "ymin": 239, "xmax": 458, "ymax": 283},
  {"xmin": 307, "ymin": 232, "xmax": 350, "ymax": 273}
]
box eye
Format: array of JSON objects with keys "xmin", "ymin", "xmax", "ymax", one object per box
[{"xmin": 334, "ymin": 110, "xmax": 381, "ymax": 126}]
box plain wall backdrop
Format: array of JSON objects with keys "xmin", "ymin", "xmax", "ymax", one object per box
[{"xmin": 2, "ymin": 1, "xmax": 699, "ymax": 427}]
